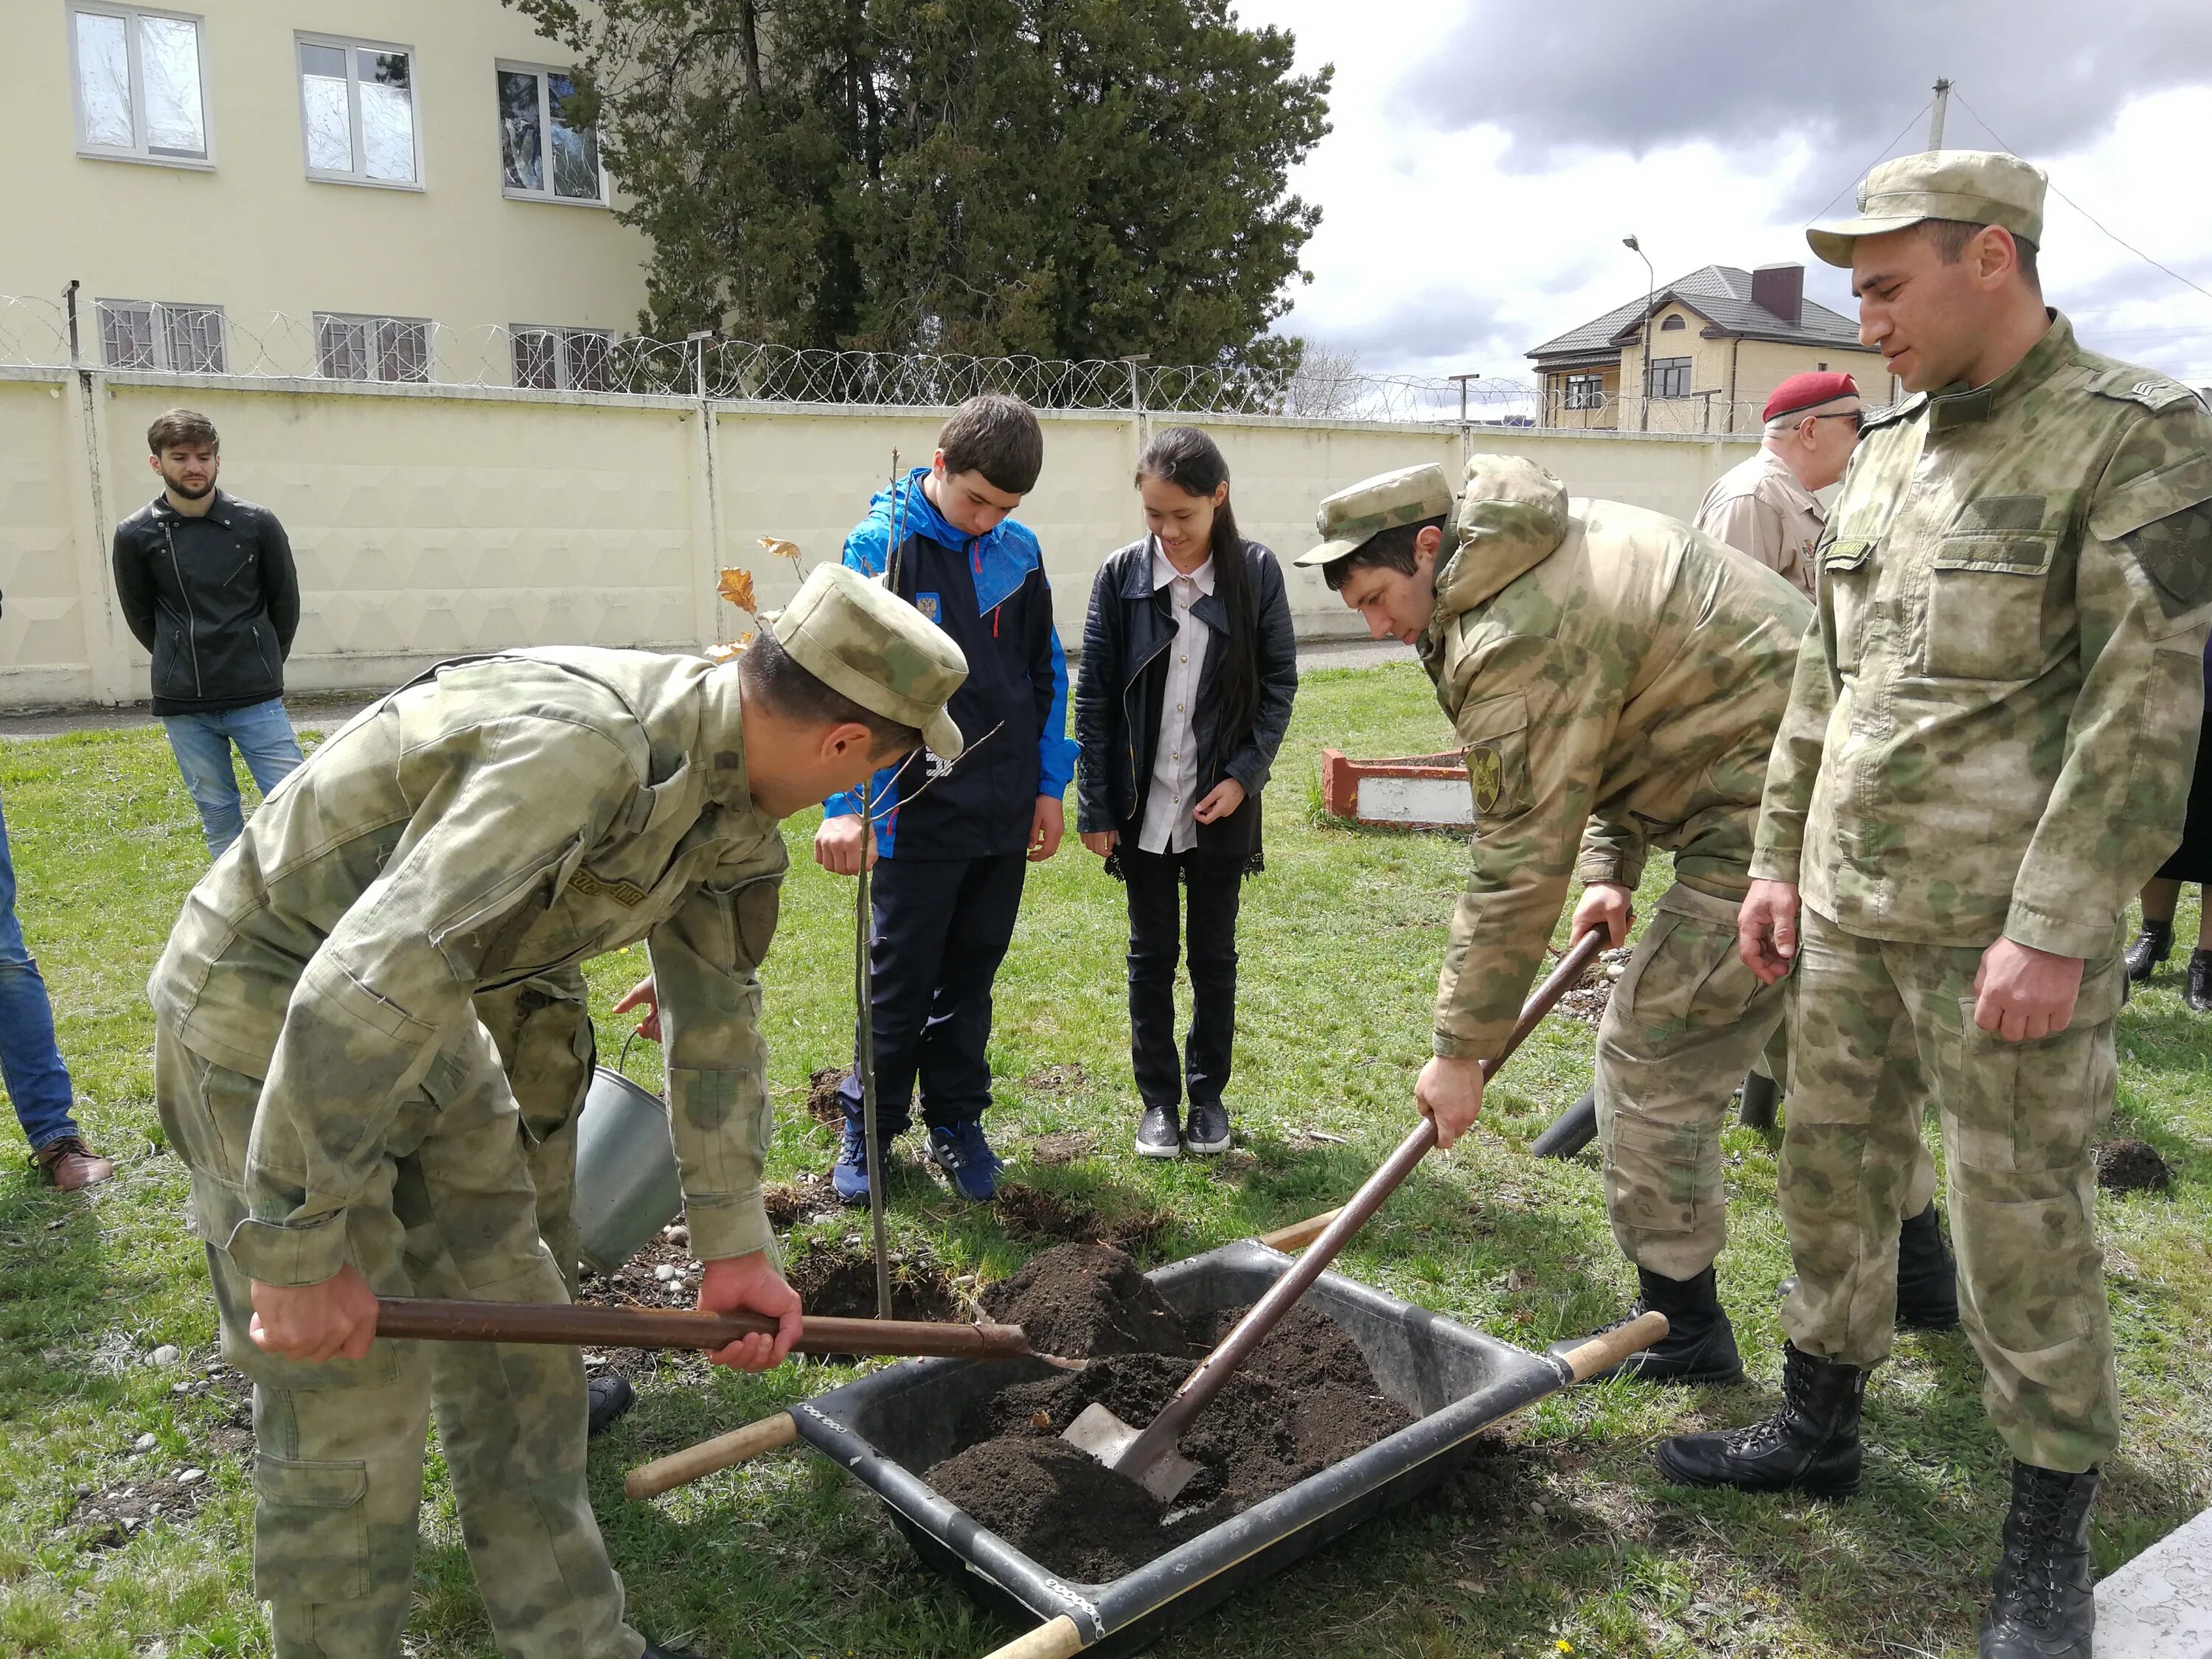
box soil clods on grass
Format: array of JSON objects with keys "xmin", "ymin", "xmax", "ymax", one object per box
[
  {"xmin": 993, "ymin": 1183, "xmax": 1172, "ymax": 1256},
  {"xmin": 2095, "ymin": 1136, "xmax": 2173, "ymax": 1193},
  {"xmin": 933, "ymin": 1245, "xmax": 1415, "ymax": 1580},
  {"xmin": 785, "ymin": 1237, "xmax": 961, "ymax": 1323},
  {"xmin": 804, "ymin": 1066, "xmax": 850, "ymax": 1125}
]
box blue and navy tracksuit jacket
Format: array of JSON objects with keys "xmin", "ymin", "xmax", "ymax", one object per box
[{"xmin": 823, "ymin": 469, "xmax": 1078, "ymax": 859}]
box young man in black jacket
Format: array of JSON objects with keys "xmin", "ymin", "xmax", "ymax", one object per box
[{"xmin": 111, "ymin": 409, "xmax": 305, "ymax": 857}]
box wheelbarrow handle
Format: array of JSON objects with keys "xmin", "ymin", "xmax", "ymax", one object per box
[
  {"xmin": 1116, "ymin": 929, "xmax": 1608, "ymax": 1478},
  {"xmin": 625, "ymin": 1410, "xmax": 799, "ymax": 1499},
  {"xmin": 980, "ymin": 1614, "xmax": 1087, "ymax": 1659},
  {"xmin": 372, "ymin": 1298, "xmax": 1035, "ymax": 1361}
]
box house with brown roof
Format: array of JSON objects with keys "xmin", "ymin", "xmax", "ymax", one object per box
[{"xmin": 1526, "ymin": 263, "xmax": 1896, "ymax": 434}]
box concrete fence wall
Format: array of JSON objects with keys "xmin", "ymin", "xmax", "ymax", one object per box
[{"xmin": 0, "ymin": 365, "xmax": 1759, "ymax": 711}]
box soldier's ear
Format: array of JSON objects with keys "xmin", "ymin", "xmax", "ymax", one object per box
[{"xmin": 1415, "ymin": 525, "xmax": 1443, "ymax": 568}]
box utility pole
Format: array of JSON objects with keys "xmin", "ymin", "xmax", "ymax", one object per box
[
  {"xmin": 1929, "ymin": 77, "xmax": 1952, "ymax": 150},
  {"xmin": 1622, "ymin": 234, "xmax": 1655, "ymax": 434},
  {"xmin": 1450, "ymin": 371, "xmax": 1481, "ymax": 458}
]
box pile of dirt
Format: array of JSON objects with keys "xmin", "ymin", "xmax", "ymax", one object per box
[
  {"xmin": 804, "ymin": 1066, "xmax": 851, "ymax": 1124},
  {"xmin": 2095, "ymin": 1137, "xmax": 2173, "ymax": 1194},
  {"xmin": 785, "ymin": 1237, "xmax": 959, "ymax": 1323},
  {"xmin": 933, "ymin": 1245, "xmax": 1414, "ymax": 1580},
  {"xmin": 1020, "ymin": 1062, "xmax": 1091, "ymax": 1096},
  {"xmin": 993, "ymin": 1183, "xmax": 1171, "ymax": 1256},
  {"xmin": 762, "ymin": 1175, "xmax": 840, "ymax": 1228},
  {"xmin": 1027, "ymin": 1130, "xmax": 1096, "ymax": 1166}
]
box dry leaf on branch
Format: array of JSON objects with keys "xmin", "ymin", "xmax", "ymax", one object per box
[
  {"xmin": 717, "ymin": 567, "xmax": 758, "ymax": 613},
  {"xmin": 759, "ymin": 537, "xmax": 803, "ymax": 564}
]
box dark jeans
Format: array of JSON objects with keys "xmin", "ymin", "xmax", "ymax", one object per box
[
  {"xmin": 1122, "ymin": 846, "xmax": 1243, "ymax": 1113},
  {"xmin": 838, "ymin": 852, "xmax": 1029, "ymax": 1136},
  {"xmin": 1, "ymin": 787, "xmax": 79, "ymax": 1152}
]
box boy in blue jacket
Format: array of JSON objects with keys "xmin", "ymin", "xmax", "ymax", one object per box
[{"xmin": 819, "ymin": 395, "xmax": 1077, "ymax": 1202}]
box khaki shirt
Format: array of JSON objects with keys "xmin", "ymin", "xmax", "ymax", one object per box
[
  {"xmin": 1694, "ymin": 447, "xmax": 1826, "ymax": 597},
  {"xmin": 1753, "ymin": 313, "xmax": 2212, "ymax": 957},
  {"xmin": 1420, "ymin": 477, "xmax": 1812, "ymax": 1058},
  {"xmin": 150, "ymin": 647, "xmax": 790, "ymax": 1284}
]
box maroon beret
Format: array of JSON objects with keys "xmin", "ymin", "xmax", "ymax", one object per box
[{"xmin": 1764, "ymin": 371, "xmax": 1860, "ymax": 422}]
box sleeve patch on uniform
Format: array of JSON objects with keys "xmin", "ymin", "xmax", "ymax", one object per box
[{"xmin": 2120, "ymin": 500, "xmax": 2212, "ymax": 618}]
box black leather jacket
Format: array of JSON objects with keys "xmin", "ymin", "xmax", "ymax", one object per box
[
  {"xmin": 111, "ymin": 490, "xmax": 299, "ymax": 714},
  {"xmin": 1075, "ymin": 538, "xmax": 1298, "ymax": 866}
]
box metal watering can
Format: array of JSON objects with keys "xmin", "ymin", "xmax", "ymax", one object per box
[{"xmin": 572, "ymin": 1059, "xmax": 684, "ymax": 1278}]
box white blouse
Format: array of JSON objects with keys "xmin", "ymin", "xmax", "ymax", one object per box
[{"xmin": 1136, "ymin": 543, "xmax": 1214, "ymax": 855}]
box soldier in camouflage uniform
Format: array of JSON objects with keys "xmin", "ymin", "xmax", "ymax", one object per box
[
  {"xmin": 149, "ymin": 563, "xmax": 966, "ymax": 1659},
  {"xmin": 1299, "ymin": 456, "xmax": 1950, "ymax": 1382},
  {"xmin": 1655, "ymin": 151, "xmax": 2212, "ymax": 1659}
]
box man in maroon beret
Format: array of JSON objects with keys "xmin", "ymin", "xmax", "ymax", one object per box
[{"xmin": 1694, "ymin": 371, "xmax": 1865, "ymax": 596}]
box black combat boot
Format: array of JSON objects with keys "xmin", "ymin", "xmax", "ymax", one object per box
[
  {"xmin": 1980, "ymin": 1462, "xmax": 2098, "ymax": 1658},
  {"xmin": 2189, "ymin": 949, "xmax": 2212, "ymax": 1012},
  {"xmin": 2124, "ymin": 917, "xmax": 2172, "ymax": 983},
  {"xmin": 1654, "ymin": 1342, "xmax": 1865, "ymax": 1497},
  {"xmin": 1547, "ymin": 1265, "xmax": 1744, "ymax": 1385},
  {"xmin": 1893, "ymin": 1202, "xmax": 1961, "ymax": 1330}
]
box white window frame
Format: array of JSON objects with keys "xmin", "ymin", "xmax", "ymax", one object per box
[
  {"xmin": 511, "ymin": 324, "xmax": 618, "ymax": 391},
  {"xmin": 94, "ymin": 299, "xmax": 228, "ymax": 372},
  {"xmin": 295, "ymin": 31, "xmax": 424, "ymax": 191},
  {"xmin": 314, "ymin": 312, "xmax": 433, "ymax": 384},
  {"xmin": 1562, "ymin": 373, "xmax": 1604, "ymax": 411},
  {"xmin": 495, "ymin": 60, "xmax": 609, "ymax": 206},
  {"xmin": 69, "ymin": 2, "xmax": 214, "ymax": 169}
]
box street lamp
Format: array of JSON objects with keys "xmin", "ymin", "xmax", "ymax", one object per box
[{"xmin": 1623, "ymin": 234, "xmax": 1654, "ymax": 432}]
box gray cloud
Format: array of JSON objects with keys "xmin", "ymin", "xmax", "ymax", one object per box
[{"xmin": 1406, "ymin": 0, "xmax": 2212, "ymax": 213}]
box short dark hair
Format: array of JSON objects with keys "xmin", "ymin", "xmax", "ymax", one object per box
[
  {"xmin": 1321, "ymin": 516, "xmax": 1447, "ymax": 594},
  {"xmin": 1921, "ymin": 218, "xmax": 2041, "ymax": 291},
  {"xmin": 737, "ymin": 630, "xmax": 923, "ymax": 758},
  {"xmin": 938, "ymin": 394, "xmax": 1043, "ymax": 495},
  {"xmin": 147, "ymin": 408, "xmax": 218, "ymax": 453}
]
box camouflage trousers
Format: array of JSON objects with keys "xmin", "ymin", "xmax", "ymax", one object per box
[
  {"xmin": 476, "ymin": 969, "xmax": 598, "ymax": 1297},
  {"xmin": 1778, "ymin": 907, "xmax": 2124, "ymax": 1472},
  {"xmin": 1594, "ymin": 881, "xmax": 1935, "ymax": 1280},
  {"xmin": 154, "ymin": 1018, "xmax": 646, "ymax": 1659}
]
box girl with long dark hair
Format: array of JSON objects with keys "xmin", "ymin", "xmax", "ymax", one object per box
[{"xmin": 1075, "ymin": 427, "xmax": 1298, "ymax": 1157}]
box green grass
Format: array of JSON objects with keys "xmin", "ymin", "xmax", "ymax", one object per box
[{"xmin": 2, "ymin": 659, "xmax": 2208, "ymax": 1658}]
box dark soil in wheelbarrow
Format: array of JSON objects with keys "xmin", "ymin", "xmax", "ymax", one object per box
[{"xmin": 929, "ymin": 1244, "xmax": 1414, "ymax": 1582}]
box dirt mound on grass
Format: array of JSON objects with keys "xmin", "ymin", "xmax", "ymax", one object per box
[
  {"xmin": 932, "ymin": 1245, "xmax": 1413, "ymax": 1580},
  {"xmin": 804, "ymin": 1067, "xmax": 850, "ymax": 1124},
  {"xmin": 2095, "ymin": 1137, "xmax": 2172, "ymax": 1193},
  {"xmin": 993, "ymin": 1183, "xmax": 1172, "ymax": 1256},
  {"xmin": 785, "ymin": 1239, "xmax": 959, "ymax": 1323}
]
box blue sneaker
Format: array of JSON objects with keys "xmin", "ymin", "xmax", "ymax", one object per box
[
  {"xmin": 926, "ymin": 1120, "xmax": 1003, "ymax": 1202},
  {"xmin": 832, "ymin": 1119, "xmax": 874, "ymax": 1206}
]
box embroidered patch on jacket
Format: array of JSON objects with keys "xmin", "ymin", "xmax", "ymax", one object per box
[
  {"xmin": 917, "ymin": 592, "xmax": 941, "ymax": 623},
  {"xmin": 569, "ymin": 868, "xmax": 648, "ymax": 907},
  {"xmin": 1467, "ymin": 745, "xmax": 1503, "ymax": 814}
]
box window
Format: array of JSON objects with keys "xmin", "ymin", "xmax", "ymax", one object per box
[
  {"xmin": 72, "ymin": 5, "xmax": 207, "ymax": 164},
  {"xmin": 95, "ymin": 299, "xmax": 226, "ymax": 372},
  {"xmin": 512, "ymin": 326, "xmax": 616, "ymax": 391},
  {"xmin": 1646, "ymin": 356, "xmax": 1693, "ymax": 400},
  {"xmin": 316, "ymin": 313, "xmax": 431, "ymax": 383},
  {"xmin": 497, "ymin": 65, "xmax": 605, "ymax": 202},
  {"xmin": 1659, "ymin": 313, "xmax": 1686, "ymax": 331},
  {"xmin": 1563, "ymin": 373, "xmax": 1604, "ymax": 411},
  {"xmin": 298, "ymin": 36, "xmax": 418, "ymax": 186}
]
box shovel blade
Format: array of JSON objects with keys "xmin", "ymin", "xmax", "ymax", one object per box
[{"xmin": 1060, "ymin": 1402, "xmax": 1202, "ymax": 1505}]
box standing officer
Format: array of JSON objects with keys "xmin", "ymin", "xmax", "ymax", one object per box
[
  {"xmin": 1304, "ymin": 456, "xmax": 1946, "ymax": 1382},
  {"xmin": 150, "ymin": 564, "xmax": 966, "ymax": 1659},
  {"xmin": 1656, "ymin": 152, "xmax": 2212, "ymax": 1659},
  {"xmin": 1694, "ymin": 370, "xmax": 1865, "ymax": 597}
]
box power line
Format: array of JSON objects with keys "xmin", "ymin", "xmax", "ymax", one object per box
[
  {"xmin": 1950, "ymin": 87, "xmax": 2212, "ymax": 308},
  {"xmin": 1804, "ymin": 99, "xmax": 1935, "ymax": 226}
]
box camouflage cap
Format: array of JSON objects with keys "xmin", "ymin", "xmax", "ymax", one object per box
[
  {"xmin": 1806, "ymin": 148, "xmax": 2046, "ymax": 268},
  {"xmin": 766, "ymin": 563, "xmax": 967, "ymax": 759},
  {"xmin": 1294, "ymin": 463, "xmax": 1458, "ymax": 566}
]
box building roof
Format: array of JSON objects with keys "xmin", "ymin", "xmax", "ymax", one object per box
[{"xmin": 1526, "ymin": 265, "xmax": 1863, "ymax": 365}]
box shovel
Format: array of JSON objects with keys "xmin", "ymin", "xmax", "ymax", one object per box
[
  {"xmin": 1062, "ymin": 928, "xmax": 1610, "ymax": 1503},
  {"xmin": 372, "ymin": 1296, "xmax": 1074, "ymax": 1364}
]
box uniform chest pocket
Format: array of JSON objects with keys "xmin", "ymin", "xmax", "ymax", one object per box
[
  {"xmin": 1820, "ymin": 539, "xmax": 1874, "ymax": 672},
  {"xmin": 1924, "ymin": 532, "xmax": 2055, "ymax": 681},
  {"xmin": 1456, "ymin": 692, "xmax": 1530, "ymax": 821}
]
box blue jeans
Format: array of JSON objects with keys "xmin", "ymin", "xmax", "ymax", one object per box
[
  {"xmin": 0, "ymin": 787, "xmax": 78, "ymax": 1153},
  {"xmin": 162, "ymin": 698, "xmax": 305, "ymax": 857}
]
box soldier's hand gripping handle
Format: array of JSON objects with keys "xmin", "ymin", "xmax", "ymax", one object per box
[{"xmin": 248, "ymin": 1262, "xmax": 380, "ymax": 1363}]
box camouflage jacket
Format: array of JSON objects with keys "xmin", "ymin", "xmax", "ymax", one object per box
[
  {"xmin": 1751, "ymin": 314, "xmax": 2212, "ymax": 956},
  {"xmin": 150, "ymin": 648, "xmax": 790, "ymax": 1285},
  {"xmin": 1421, "ymin": 460, "xmax": 1812, "ymax": 1059}
]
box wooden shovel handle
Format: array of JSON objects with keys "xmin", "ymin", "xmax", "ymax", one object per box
[
  {"xmin": 1559, "ymin": 1309, "xmax": 1670, "ymax": 1382},
  {"xmin": 373, "ymin": 1298, "xmax": 1034, "ymax": 1361},
  {"xmin": 625, "ymin": 1411, "xmax": 799, "ymax": 1499},
  {"xmin": 980, "ymin": 1615, "xmax": 1087, "ymax": 1659}
]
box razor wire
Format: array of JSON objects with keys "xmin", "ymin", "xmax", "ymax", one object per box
[{"xmin": 0, "ymin": 294, "xmax": 1769, "ymax": 432}]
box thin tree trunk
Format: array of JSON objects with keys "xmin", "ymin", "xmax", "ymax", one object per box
[{"xmin": 739, "ymin": 0, "xmax": 763, "ymax": 98}]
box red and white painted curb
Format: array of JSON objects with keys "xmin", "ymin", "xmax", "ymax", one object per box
[{"xmin": 1320, "ymin": 749, "xmax": 1473, "ymax": 831}]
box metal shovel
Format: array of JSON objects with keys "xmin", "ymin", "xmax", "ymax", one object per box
[{"xmin": 1062, "ymin": 929, "xmax": 1609, "ymax": 1503}]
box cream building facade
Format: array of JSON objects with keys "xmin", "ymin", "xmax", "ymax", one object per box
[{"xmin": 3, "ymin": 1, "xmax": 652, "ymax": 384}]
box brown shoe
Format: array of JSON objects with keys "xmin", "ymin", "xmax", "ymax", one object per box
[{"xmin": 34, "ymin": 1136, "xmax": 115, "ymax": 1191}]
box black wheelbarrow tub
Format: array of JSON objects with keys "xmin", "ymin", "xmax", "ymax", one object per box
[{"xmin": 789, "ymin": 1238, "xmax": 1574, "ymax": 1657}]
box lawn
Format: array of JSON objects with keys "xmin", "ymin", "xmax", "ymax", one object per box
[{"xmin": 1, "ymin": 660, "xmax": 2208, "ymax": 1659}]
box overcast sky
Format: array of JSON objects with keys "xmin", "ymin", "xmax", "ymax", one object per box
[{"xmin": 1237, "ymin": 0, "xmax": 2212, "ymax": 390}]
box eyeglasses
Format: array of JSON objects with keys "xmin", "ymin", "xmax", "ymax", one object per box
[{"xmin": 1807, "ymin": 411, "xmax": 1864, "ymax": 434}]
